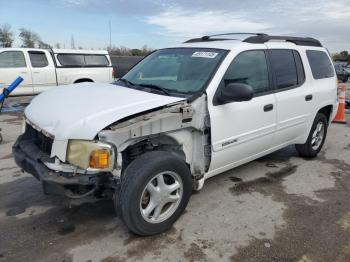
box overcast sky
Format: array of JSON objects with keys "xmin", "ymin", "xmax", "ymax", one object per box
[{"xmin": 1, "ymin": 0, "xmax": 349, "ymax": 52}]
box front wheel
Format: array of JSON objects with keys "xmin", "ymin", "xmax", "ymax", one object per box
[
  {"xmin": 295, "ymin": 113, "xmax": 328, "ymax": 158},
  {"xmin": 116, "ymin": 151, "xmax": 192, "ymax": 236}
]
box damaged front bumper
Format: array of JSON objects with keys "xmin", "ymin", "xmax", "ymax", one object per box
[{"xmin": 12, "ymin": 135, "xmax": 115, "ymax": 198}]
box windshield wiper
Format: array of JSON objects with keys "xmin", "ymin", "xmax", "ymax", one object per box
[
  {"xmin": 117, "ymin": 78, "xmax": 135, "ymax": 87},
  {"xmin": 118, "ymin": 79, "xmax": 171, "ymax": 96},
  {"xmin": 138, "ymin": 84, "xmax": 171, "ymax": 96}
]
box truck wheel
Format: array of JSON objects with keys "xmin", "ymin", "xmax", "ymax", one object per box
[
  {"xmin": 295, "ymin": 113, "xmax": 328, "ymax": 158},
  {"xmin": 116, "ymin": 151, "xmax": 192, "ymax": 236}
]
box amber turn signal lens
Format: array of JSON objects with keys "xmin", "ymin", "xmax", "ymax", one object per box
[{"xmin": 89, "ymin": 149, "xmax": 110, "ymax": 169}]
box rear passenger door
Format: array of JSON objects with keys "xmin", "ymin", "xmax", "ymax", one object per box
[
  {"xmin": 28, "ymin": 50, "xmax": 57, "ymax": 94},
  {"xmin": 267, "ymin": 47, "xmax": 309, "ymax": 146}
]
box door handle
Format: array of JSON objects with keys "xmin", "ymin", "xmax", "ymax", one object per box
[
  {"xmin": 305, "ymin": 94, "xmax": 313, "ymax": 101},
  {"xmin": 20, "ymin": 72, "xmax": 27, "ymax": 74},
  {"xmin": 264, "ymin": 104, "xmax": 274, "ymax": 112}
]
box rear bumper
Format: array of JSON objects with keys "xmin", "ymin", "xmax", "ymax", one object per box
[{"xmin": 12, "ymin": 135, "xmax": 108, "ymax": 196}]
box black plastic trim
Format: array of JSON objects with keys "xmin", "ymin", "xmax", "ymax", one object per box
[
  {"xmin": 244, "ymin": 35, "xmax": 322, "ymax": 47},
  {"xmin": 12, "ymin": 135, "xmax": 106, "ymax": 196}
]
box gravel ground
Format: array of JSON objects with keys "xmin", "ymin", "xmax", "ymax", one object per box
[{"xmin": 0, "ymin": 93, "xmax": 349, "ymax": 262}]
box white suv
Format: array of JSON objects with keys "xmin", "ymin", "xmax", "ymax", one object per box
[{"xmin": 13, "ymin": 33, "xmax": 338, "ymax": 235}]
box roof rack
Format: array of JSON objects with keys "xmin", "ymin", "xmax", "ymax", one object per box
[
  {"xmin": 184, "ymin": 33, "xmax": 322, "ymax": 47},
  {"xmin": 184, "ymin": 33, "xmax": 260, "ymax": 43}
]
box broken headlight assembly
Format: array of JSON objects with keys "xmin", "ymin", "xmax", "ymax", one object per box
[{"xmin": 67, "ymin": 140, "xmax": 115, "ymax": 171}]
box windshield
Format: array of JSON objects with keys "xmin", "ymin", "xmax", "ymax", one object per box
[{"xmin": 118, "ymin": 48, "xmax": 227, "ymax": 97}]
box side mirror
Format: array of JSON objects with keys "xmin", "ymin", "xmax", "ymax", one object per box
[{"xmin": 214, "ymin": 83, "xmax": 254, "ymax": 105}]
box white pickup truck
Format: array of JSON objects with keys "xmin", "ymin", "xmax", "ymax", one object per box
[{"xmin": 0, "ymin": 48, "xmax": 113, "ymax": 95}]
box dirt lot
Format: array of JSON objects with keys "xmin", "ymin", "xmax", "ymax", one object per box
[{"xmin": 0, "ymin": 94, "xmax": 350, "ymax": 262}]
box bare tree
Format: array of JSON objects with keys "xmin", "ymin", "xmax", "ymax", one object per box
[
  {"xmin": 0, "ymin": 24, "xmax": 14, "ymax": 47},
  {"xmin": 19, "ymin": 28, "xmax": 50, "ymax": 48},
  {"xmin": 19, "ymin": 28, "xmax": 39, "ymax": 47},
  {"xmin": 38, "ymin": 40, "xmax": 51, "ymax": 49},
  {"xmin": 141, "ymin": 45, "xmax": 152, "ymax": 55},
  {"xmin": 54, "ymin": 43, "xmax": 61, "ymax": 49},
  {"xmin": 108, "ymin": 45, "xmax": 132, "ymax": 56},
  {"xmin": 108, "ymin": 45, "xmax": 153, "ymax": 56}
]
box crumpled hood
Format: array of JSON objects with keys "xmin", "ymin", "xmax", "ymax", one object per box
[{"xmin": 25, "ymin": 83, "xmax": 185, "ymax": 140}]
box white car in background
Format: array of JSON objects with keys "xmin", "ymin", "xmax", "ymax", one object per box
[{"xmin": 0, "ymin": 48, "xmax": 113, "ymax": 95}]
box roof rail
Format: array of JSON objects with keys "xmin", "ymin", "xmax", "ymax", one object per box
[
  {"xmin": 184, "ymin": 33, "xmax": 322, "ymax": 47},
  {"xmin": 184, "ymin": 33, "xmax": 262, "ymax": 43},
  {"xmin": 243, "ymin": 34, "xmax": 322, "ymax": 47}
]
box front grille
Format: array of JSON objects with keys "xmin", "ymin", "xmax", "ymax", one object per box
[{"xmin": 24, "ymin": 123, "xmax": 53, "ymax": 154}]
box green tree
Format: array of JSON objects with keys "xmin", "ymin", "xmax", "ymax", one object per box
[
  {"xmin": 340, "ymin": 51, "xmax": 348, "ymax": 58},
  {"xmin": 0, "ymin": 24, "xmax": 14, "ymax": 47},
  {"xmin": 131, "ymin": 48, "xmax": 143, "ymax": 56},
  {"xmin": 332, "ymin": 50, "xmax": 349, "ymax": 61}
]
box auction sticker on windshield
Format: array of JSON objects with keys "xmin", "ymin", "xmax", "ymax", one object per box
[{"xmin": 192, "ymin": 51, "xmax": 218, "ymax": 58}]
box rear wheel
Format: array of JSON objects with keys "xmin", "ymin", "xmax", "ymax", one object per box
[
  {"xmin": 116, "ymin": 151, "xmax": 192, "ymax": 236},
  {"xmin": 295, "ymin": 113, "xmax": 328, "ymax": 158}
]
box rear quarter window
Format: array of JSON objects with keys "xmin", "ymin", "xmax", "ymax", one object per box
[
  {"xmin": 306, "ymin": 50, "xmax": 334, "ymax": 79},
  {"xmin": 57, "ymin": 54, "xmax": 85, "ymax": 67},
  {"xmin": 84, "ymin": 55, "xmax": 109, "ymax": 66}
]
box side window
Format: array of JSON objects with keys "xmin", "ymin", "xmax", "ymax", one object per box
[
  {"xmin": 84, "ymin": 55, "xmax": 109, "ymax": 66},
  {"xmin": 29, "ymin": 51, "xmax": 49, "ymax": 67},
  {"xmin": 57, "ymin": 54, "xmax": 109, "ymax": 67},
  {"xmin": 269, "ymin": 50, "xmax": 299, "ymax": 89},
  {"xmin": 0, "ymin": 51, "xmax": 26, "ymax": 68},
  {"xmin": 57, "ymin": 54, "xmax": 85, "ymax": 67},
  {"xmin": 306, "ymin": 50, "xmax": 335, "ymax": 79},
  {"xmin": 293, "ymin": 50, "xmax": 305, "ymax": 84},
  {"xmin": 223, "ymin": 50, "xmax": 269, "ymax": 94}
]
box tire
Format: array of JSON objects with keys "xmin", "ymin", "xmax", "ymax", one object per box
[
  {"xmin": 295, "ymin": 113, "xmax": 328, "ymax": 158},
  {"xmin": 116, "ymin": 151, "xmax": 192, "ymax": 236}
]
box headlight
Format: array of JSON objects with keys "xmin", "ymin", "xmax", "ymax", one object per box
[{"xmin": 67, "ymin": 140, "xmax": 115, "ymax": 171}]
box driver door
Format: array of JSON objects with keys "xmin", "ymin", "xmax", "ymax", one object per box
[{"xmin": 207, "ymin": 50, "xmax": 277, "ymax": 175}]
